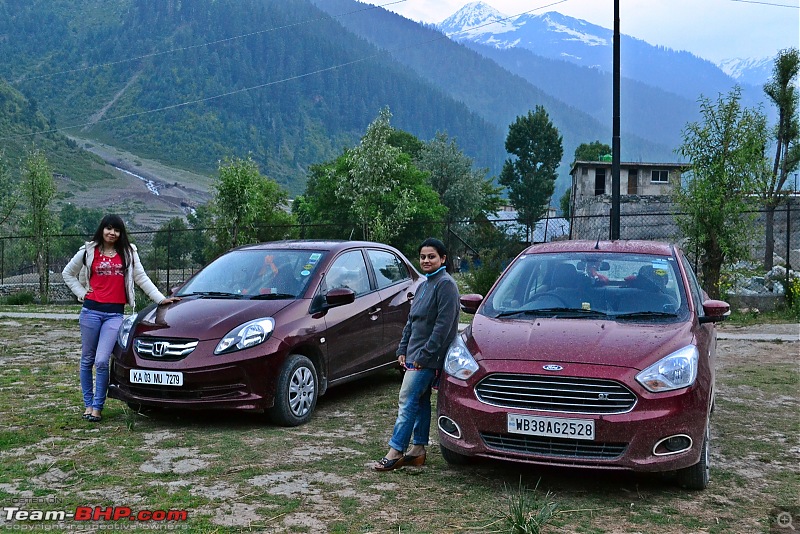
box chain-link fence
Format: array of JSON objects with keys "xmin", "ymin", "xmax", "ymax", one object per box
[{"xmin": 1, "ymin": 202, "xmax": 797, "ymax": 302}]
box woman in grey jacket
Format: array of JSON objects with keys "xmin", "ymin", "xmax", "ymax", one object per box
[
  {"xmin": 62, "ymin": 214, "xmax": 178, "ymax": 422},
  {"xmin": 374, "ymin": 238, "xmax": 460, "ymax": 471}
]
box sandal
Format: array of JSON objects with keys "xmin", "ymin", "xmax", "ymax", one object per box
[
  {"xmin": 82, "ymin": 410, "xmax": 93, "ymax": 420},
  {"xmin": 87, "ymin": 412, "xmax": 102, "ymax": 423},
  {"xmin": 373, "ymin": 456, "xmax": 405, "ymax": 471},
  {"xmin": 402, "ymin": 453, "xmax": 426, "ymax": 466}
]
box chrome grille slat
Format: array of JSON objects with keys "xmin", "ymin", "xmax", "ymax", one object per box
[
  {"xmin": 134, "ymin": 338, "xmax": 199, "ymax": 360},
  {"xmin": 481, "ymin": 432, "xmax": 626, "ymax": 460},
  {"xmin": 475, "ymin": 373, "xmax": 636, "ymax": 414}
]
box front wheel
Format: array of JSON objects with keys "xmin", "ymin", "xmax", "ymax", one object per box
[
  {"xmin": 269, "ymin": 354, "xmax": 318, "ymax": 426},
  {"xmin": 676, "ymin": 423, "xmax": 710, "ymax": 490},
  {"xmin": 440, "ymin": 444, "xmax": 471, "ymax": 465}
]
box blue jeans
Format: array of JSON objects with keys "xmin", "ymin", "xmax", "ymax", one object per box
[
  {"xmin": 79, "ymin": 308, "xmax": 123, "ymax": 411},
  {"xmin": 388, "ymin": 368, "xmax": 437, "ymax": 453}
]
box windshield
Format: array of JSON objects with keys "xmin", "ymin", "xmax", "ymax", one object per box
[
  {"xmin": 482, "ymin": 252, "xmax": 688, "ymax": 322},
  {"xmin": 177, "ymin": 249, "xmax": 325, "ymax": 299}
]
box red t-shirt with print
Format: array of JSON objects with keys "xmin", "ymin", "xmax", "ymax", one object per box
[{"xmin": 87, "ymin": 248, "xmax": 126, "ymax": 304}]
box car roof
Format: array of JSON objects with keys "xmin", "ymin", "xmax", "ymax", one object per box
[
  {"xmin": 523, "ymin": 240, "xmax": 676, "ymax": 257},
  {"xmin": 232, "ymin": 240, "xmax": 400, "ymax": 254}
]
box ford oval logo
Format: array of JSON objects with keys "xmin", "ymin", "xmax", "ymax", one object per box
[{"xmin": 543, "ymin": 364, "xmax": 563, "ymax": 371}]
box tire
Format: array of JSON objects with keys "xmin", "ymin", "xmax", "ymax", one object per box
[
  {"xmin": 440, "ymin": 444, "xmax": 471, "ymax": 465},
  {"xmin": 676, "ymin": 423, "xmax": 710, "ymax": 490},
  {"xmin": 269, "ymin": 354, "xmax": 318, "ymax": 427}
]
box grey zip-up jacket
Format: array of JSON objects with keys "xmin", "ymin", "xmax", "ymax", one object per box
[
  {"xmin": 396, "ymin": 268, "xmax": 460, "ymax": 370},
  {"xmin": 62, "ymin": 241, "xmax": 166, "ymax": 310}
]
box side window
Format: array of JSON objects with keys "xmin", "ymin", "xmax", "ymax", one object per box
[
  {"xmin": 367, "ymin": 250, "xmax": 409, "ymax": 289},
  {"xmin": 326, "ymin": 251, "xmax": 371, "ymax": 296},
  {"xmin": 681, "ymin": 255, "xmax": 704, "ymax": 314}
]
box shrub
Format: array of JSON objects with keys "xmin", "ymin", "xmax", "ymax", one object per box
[
  {"xmin": 3, "ymin": 292, "xmax": 36, "ymax": 305},
  {"xmin": 786, "ymin": 276, "xmax": 800, "ymax": 320}
]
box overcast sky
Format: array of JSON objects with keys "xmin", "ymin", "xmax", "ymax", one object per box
[{"xmin": 358, "ymin": 0, "xmax": 799, "ymax": 64}]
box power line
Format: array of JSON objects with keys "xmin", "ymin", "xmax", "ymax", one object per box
[
  {"xmin": 14, "ymin": 0, "xmax": 409, "ymax": 83},
  {"xmin": 1, "ymin": 1, "xmax": 567, "ymax": 142},
  {"xmin": 729, "ymin": 0, "xmax": 798, "ymax": 8}
]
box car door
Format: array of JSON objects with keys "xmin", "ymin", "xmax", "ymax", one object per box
[
  {"xmin": 323, "ymin": 249, "xmax": 385, "ymax": 382},
  {"xmin": 367, "ymin": 248, "xmax": 417, "ymax": 355}
]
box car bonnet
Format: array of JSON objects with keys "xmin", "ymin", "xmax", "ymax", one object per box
[
  {"xmin": 467, "ymin": 315, "xmax": 697, "ymax": 371},
  {"xmin": 133, "ymin": 297, "xmax": 295, "ymax": 341}
]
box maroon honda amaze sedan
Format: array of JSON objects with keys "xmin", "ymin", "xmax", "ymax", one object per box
[
  {"xmin": 109, "ymin": 240, "xmax": 421, "ymax": 426},
  {"xmin": 438, "ymin": 240, "xmax": 728, "ymax": 489}
]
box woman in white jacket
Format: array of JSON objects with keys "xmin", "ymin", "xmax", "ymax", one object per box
[{"xmin": 62, "ymin": 214, "xmax": 179, "ymax": 422}]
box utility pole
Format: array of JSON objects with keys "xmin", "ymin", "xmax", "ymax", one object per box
[{"xmin": 610, "ymin": 0, "xmax": 621, "ymax": 240}]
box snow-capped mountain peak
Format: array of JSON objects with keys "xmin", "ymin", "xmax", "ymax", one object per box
[
  {"xmin": 717, "ymin": 56, "xmax": 774, "ymax": 85},
  {"xmin": 439, "ymin": 1, "xmax": 518, "ymax": 38}
]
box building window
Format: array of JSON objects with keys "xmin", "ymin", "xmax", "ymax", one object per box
[
  {"xmin": 628, "ymin": 169, "xmax": 638, "ymax": 194},
  {"xmin": 594, "ymin": 169, "xmax": 606, "ymax": 196},
  {"xmin": 651, "ymin": 170, "xmax": 669, "ymax": 183}
]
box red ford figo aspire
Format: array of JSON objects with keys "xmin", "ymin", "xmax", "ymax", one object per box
[
  {"xmin": 438, "ymin": 240, "xmax": 729, "ymax": 489},
  {"xmin": 109, "ymin": 240, "xmax": 421, "ymax": 426}
]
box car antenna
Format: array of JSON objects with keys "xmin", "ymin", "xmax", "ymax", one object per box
[{"xmin": 594, "ymin": 231, "xmax": 602, "ymax": 250}]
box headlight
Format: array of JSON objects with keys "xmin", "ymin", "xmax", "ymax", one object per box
[
  {"xmin": 117, "ymin": 313, "xmax": 138, "ymax": 350},
  {"xmin": 444, "ymin": 335, "xmax": 479, "ymax": 380},
  {"xmin": 215, "ymin": 318, "xmax": 275, "ymax": 355},
  {"xmin": 636, "ymin": 345, "xmax": 699, "ymax": 393}
]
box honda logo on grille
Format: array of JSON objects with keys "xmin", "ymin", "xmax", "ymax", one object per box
[
  {"xmin": 152, "ymin": 342, "xmax": 168, "ymax": 357},
  {"xmin": 542, "ymin": 364, "xmax": 563, "ymax": 371}
]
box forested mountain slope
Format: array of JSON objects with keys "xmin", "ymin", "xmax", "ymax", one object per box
[
  {"xmin": 310, "ymin": 0, "xmax": 675, "ymax": 165},
  {"xmin": 0, "ymin": 0, "xmax": 504, "ymax": 194},
  {"xmin": 0, "ymin": 79, "xmax": 113, "ymax": 185}
]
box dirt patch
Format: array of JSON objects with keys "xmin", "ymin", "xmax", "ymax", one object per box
[{"xmin": 0, "ymin": 318, "xmax": 796, "ymax": 533}]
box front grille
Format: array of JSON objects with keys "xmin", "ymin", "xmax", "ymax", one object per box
[
  {"xmin": 475, "ymin": 374, "xmax": 636, "ymax": 414},
  {"xmin": 126, "ymin": 383, "xmax": 247, "ymax": 400},
  {"xmin": 134, "ymin": 338, "xmax": 198, "ymax": 360},
  {"xmin": 481, "ymin": 432, "xmax": 626, "ymax": 460}
]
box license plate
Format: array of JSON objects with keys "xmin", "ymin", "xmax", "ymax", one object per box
[
  {"xmin": 130, "ymin": 369, "xmax": 183, "ymax": 387},
  {"xmin": 507, "ymin": 414, "xmax": 595, "ymax": 440}
]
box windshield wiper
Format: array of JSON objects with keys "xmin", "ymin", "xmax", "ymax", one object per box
[
  {"xmin": 495, "ymin": 308, "xmax": 609, "ymax": 318},
  {"xmin": 613, "ymin": 311, "xmax": 678, "ymax": 320},
  {"xmin": 249, "ymin": 293, "xmax": 296, "ymax": 300},
  {"xmin": 180, "ymin": 291, "xmax": 245, "ymax": 299}
]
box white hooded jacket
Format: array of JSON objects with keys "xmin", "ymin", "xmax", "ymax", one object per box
[{"xmin": 62, "ymin": 241, "xmax": 166, "ymax": 310}]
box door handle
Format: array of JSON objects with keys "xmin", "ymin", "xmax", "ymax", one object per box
[{"xmin": 368, "ymin": 307, "xmax": 382, "ymax": 314}]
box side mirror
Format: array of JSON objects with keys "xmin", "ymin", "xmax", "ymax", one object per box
[
  {"xmin": 170, "ymin": 284, "xmax": 184, "ymax": 296},
  {"xmin": 460, "ymin": 293, "xmax": 484, "ymax": 314},
  {"xmin": 698, "ymin": 299, "xmax": 730, "ymax": 324},
  {"xmin": 325, "ymin": 287, "xmax": 356, "ymax": 308}
]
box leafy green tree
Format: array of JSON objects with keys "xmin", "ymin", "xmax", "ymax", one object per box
[
  {"xmin": 760, "ymin": 48, "xmax": 800, "ymax": 270},
  {"xmin": 416, "ymin": 132, "xmax": 501, "ymax": 222},
  {"xmin": 559, "ymin": 189, "xmax": 571, "ymax": 219},
  {"xmin": 337, "ymin": 108, "xmax": 416, "ymax": 243},
  {"xmin": 150, "ymin": 217, "xmax": 195, "ymax": 269},
  {"xmin": 675, "ymin": 87, "xmax": 768, "ymax": 299},
  {"xmin": 573, "ymin": 141, "xmax": 611, "ymax": 162},
  {"xmin": 0, "ymin": 153, "xmax": 17, "ymax": 230},
  {"xmin": 499, "ymin": 106, "xmax": 563, "ymax": 241},
  {"xmin": 294, "ymin": 111, "xmax": 447, "ymax": 255},
  {"xmin": 20, "ymin": 149, "xmax": 59, "ymax": 303},
  {"xmin": 205, "ymin": 156, "xmax": 296, "ymax": 258}
]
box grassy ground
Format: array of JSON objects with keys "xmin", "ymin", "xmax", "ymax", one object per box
[{"xmin": 0, "ymin": 315, "xmax": 797, "ymax": 533}]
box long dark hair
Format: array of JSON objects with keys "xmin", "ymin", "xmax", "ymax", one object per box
[{"xmin": 91, "ymin": 214, "xmax": 132, "ymax": 268}]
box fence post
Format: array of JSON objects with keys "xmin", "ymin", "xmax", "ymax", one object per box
[
  {"xmin": 787, "ymin": 201, "xmax": 791, "ymax": 294},
  {"xmin": 166, "ymin": 222, "xmax": 172, "ymax": 291}
]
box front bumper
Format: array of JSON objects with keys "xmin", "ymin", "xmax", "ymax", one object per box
[
  {"xmin": 108, "ymin": 337, "xmax": 290, "ymax": 411},
  {"xmin": 437, "ymin": 361, "xmax": 710, "ymax": 473}
]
